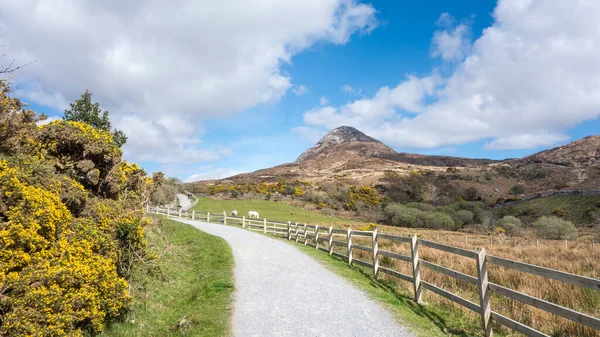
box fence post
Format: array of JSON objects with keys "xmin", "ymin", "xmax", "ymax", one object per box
[
  {"xmin": 192, "ymin": 210, "xmax": 195, "ymax": 220},
  {"xmin": 304, "ymin": 224, "xmax": 309, "ymax": 246},
  {"xmin": 287, "ymin": 222, "xmax": 291, "ymax": 240},
  {"xmin": 315, "ymin": 225, "xmax": 319, "ymax": 249},
  {"xmin": 295, "ymin": 222, "xmax": 300, "ymax": 243},
  {"xmin": 536, "ymin": 239, "xmax": 539, "ymax": 248},
  {"xmin": 207, "ymin": 212, "xmax": 210, "ymax": 222},
  {"xmin": 373, "ymin": 229, "xmax": 379, "ymax": 280},
  {"xmin": 156, "ymin": 206, "xmax": 159, "ymax": 215},
  {"xmin": 167, "ymin": 207, "xmax": 170, "ymax": 218},
  {"xmin": 179, "ymin": 208, "xmax": 182, "ymax": 218},
  {"xmin": 565, "ymin": 239, "xmax": 568, "ymax": 249},
  {"xmin": 328, "ymin": 226, "xmax": 333, "ymax": 256},
  {"xmin": 476, "ymin": 248, "xmax": 493, "ymax": 337},
  {"xmin": 411, "ymin": 234, "xmax": 422, "ymax": 304},
  {"xmin": 263, "ymin": 218, "xmax": 267, "ymax": 234},
  {"xmin": 242, "ymin": 216, "xmax": 246, "ymax": 228},
  {"xmin": 146, "ymin": 204, "xmax": 149, "ymax": 213},
  {"xmin": 223, "ymin": 211, "xmax": 227, "ymax": 225},
  {"xmin": 347, "ymin": 229, "xmax": 353, "ymax": 265}
]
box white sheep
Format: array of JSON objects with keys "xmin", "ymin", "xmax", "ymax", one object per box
[{"xmin": 248, "ymin": 210, "xmax": 259, "ymax": 219}]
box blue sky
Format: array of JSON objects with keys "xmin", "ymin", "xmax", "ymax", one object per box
[{"xmin": 3, "ymin": 0, "xmax": 600, "ymax": 181}]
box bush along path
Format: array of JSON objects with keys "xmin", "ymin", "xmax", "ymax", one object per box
[{"xmin": 175, "ymin": 218, "xmax": 414, "ymax": 337}]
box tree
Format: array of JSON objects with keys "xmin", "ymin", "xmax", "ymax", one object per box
[{"xmin": 63, "ymin": 90, "xmax": 127, "ymax": 147}]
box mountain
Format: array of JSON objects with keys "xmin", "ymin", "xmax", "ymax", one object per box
[
  {"xmin": 296, "ymin": 126, "xmax": 395, "ymax": 162},
  {"xmin": 195, "ymin": 127, "xmax": 600, "ymax": 201}
]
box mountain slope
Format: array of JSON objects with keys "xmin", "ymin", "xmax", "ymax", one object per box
[
  {"xmin": 515, "ymin": 135, "xmax": 600, "ymax": 167},
  {"xmin": 297, "ymin": 126, "xmax": 395, "ymax": 162},
  {"xmin": 211, "ymin": 127, "xmax": 600, "ymax": 200}
]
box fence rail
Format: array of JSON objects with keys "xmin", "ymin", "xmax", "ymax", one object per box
[{"xmin": 147, "ymin": 205, "xmax": 600, "ymax": 337}]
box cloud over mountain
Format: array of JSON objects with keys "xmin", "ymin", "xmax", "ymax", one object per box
[{"xmin": 299, "ymin": 0, "xmax": 600, "ymax": 150}]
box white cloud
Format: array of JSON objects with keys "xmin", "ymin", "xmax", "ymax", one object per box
[
  {"xmin": 320, "ymin": 96, "xmax": 329, "ymax": 105},
  {"xmin": 0, "ymin": 0, "xmax": 377, "ymax": 162},
  {"xmin": 485, "ymin": 133, "xmax": 569, "ymax": 150},
  {"xmin": 292, "ymin": 126, "xmax": 327, "ymax": 143},
  {"xmin": 341, "ymin": 85, "xmax": 355, "ymax": 93},
  {"xmin": 431, "ymin": 17, "xmax": 470, "ymax": 61},
  {"xmin": 298, "ymin": 0, "xmax": 600, "ymax": 151},
  {"xmin": 435, "ymin": 12, "xmax": 455, "ymax": 27},
  {"xmin": 304, "ymin": 74, "xmax": 442, "ymax": 128},
  {"xmin": 186, "ymin": 168, "xmax": 243, "ymax": 182},
  {"xmin": 119, "ymin": 115, "xmax": 232, "ymax": 164},
  {"xmin": 292, "ymin": 85, "xmax": 309, "ymax": 96}
]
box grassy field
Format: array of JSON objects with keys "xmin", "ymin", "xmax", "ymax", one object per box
[
  {"xmin": 101, "ymin": 217, "xmax": 234, "ymax": 337},
  {"xmin": 191, "ymin": 196, "xmax": 600, "ymax": 337},
  {"xmin": 191, "ymin": 196, "xmax": 361, "ymax": 225},
  {"xmin": 495, "ymin": 195, "xmax": 600, "ymax": 224}
]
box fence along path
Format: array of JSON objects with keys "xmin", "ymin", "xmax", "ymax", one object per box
[{"xmin": 147, "ymin": 205, "xmax": 600, "ymax": 337}]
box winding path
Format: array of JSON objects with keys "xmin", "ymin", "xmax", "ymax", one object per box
[
  {"xmin": 175, "ymin": 218, "xmax": 414, "ymax": 337},
  {"xmin": 176, "ymin": 193, "xmax": 191, "ymax": 210}
]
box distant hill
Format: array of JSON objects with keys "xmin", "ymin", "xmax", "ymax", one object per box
[
  {"xmin": 513, "ymin": 135, "xmax": 600, "ymax": 167},
  {"xmin": 193, "ymin": 126, "xmax": 600, "ymax": 203}
]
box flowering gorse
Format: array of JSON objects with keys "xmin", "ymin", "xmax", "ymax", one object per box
[{"xmin": 0, "ymin": 81, "xmax": 159, "ymax": 336}]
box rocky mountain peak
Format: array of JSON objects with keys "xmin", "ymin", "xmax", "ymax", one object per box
[{"xmin": 296, "ymin": 126, "xmax": 390, "ymax": 162}]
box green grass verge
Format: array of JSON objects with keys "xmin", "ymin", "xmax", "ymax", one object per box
[
  {"xmin": 496, "ymin": 195, "xmax": 600, "ymax": 224},
  {"xmin": 100, "ymin": 217, "xmax": 234, "ymax": 337},
  {"xmin": 191, "ymin": 196, "xmax": 361, "ymax": 225}
]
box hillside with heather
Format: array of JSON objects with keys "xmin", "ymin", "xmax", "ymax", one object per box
[
  {"xmin": 191, "ymin": 126, "xmax": 600, "ymax": 200},
  {"xmin": 187, "ymin": 126, "xmax": 600, "ymax": 230}
]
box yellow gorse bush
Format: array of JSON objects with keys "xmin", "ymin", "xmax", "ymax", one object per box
[{"xmin": 0, "ymin": 81, "xmax": 159, "ymax": 336}]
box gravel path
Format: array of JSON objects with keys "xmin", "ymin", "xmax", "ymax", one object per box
[
  {"xmin": 176, "ymin": 193, "xmax": 191, "ymax": 210},
  {"xmin": 175, "ymin": 219, "xmax": 414, "ymax": 337}
]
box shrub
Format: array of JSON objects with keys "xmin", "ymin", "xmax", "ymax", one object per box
[
  {"xmin": 553, "ymin": 207, "xmax": 566, "ymax": 217},
  {"xmin": 435, "ymin": 205, "xmax": 456, "ymax": 216},
  {"xmin": 359, "ymin": 223, "xmax": 378, "ymax": 231},
  {"xmin": 453, "ymin": 200, "xmax": 484, "ymax": 212},
  {"xmin": 534, "ymin": 216, "xmax": 577, "ymax": 240},
  {"xmin": 498, "ymin": 216, "xmax": 522, "ymax": 236},
  {"xmin": 454, "ymin": 210, "xmax": 474, "ymax": 226},
  {"xmin": 476, "ymin": 210, "xmax": 497, "ymax": 230},
  {"xmin": 462, "ymin": 187, "xmax": 482, "ymax": 201},
  {"xmin": 420, "ymin": 212, "xmax": 458, "ymax": 230},
  {"xmin": 384, "ymin": 204, "xmax": 423, "ymax": 227},
  {"xmin": 0, "ymin": 84, "xmax": 151, "ymax": 336},
  {"xmin": 319, "ymin": 207, "xmax": 336, "ymax": 217},
  {"xmin": 407, "ymin": 202, "xmax": 435, "ymax": 212},
  {"xmin": 510, "ymin": 184, "xmax": 525, "ymax": 195}
]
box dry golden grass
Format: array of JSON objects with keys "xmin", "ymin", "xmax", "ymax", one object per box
[{"xmin": 310, "ymin": 224, "xmax": 600, "ymax": 337}]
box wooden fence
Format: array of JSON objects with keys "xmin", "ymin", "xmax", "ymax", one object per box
[{"xmin": 147, "ymin": 205, "xmax": 600, "ymax": 337}]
